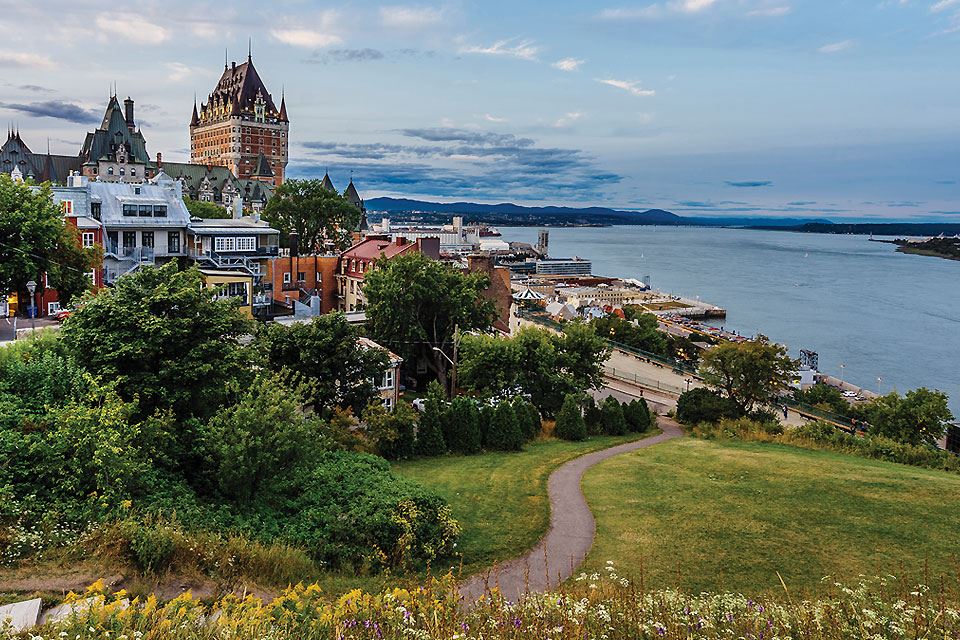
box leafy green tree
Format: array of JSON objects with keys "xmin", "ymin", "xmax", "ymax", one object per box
[
  {"xmin": 478, "ymin": 403, "xmax": 496, "ymax": 448},
  {"xmin": 258, "ymin": 313, "xmax": 388, "ymax": 415},
  {"xmin": 262, "ymin": 179, "xmax": 361, "ymax": 252},
  {"xmin": 592, "ymin": 312, "xmax": 667, "ymax": 355},
  {"xmin": 794, "ymin": 384, "xmax": 853, "ymax": 416},
  {"xmin": 416, "ymin": 382, "xmax": 448, "ymax": 456},
  {"xmin": 47, "ymin": 223, "xmax": 101, "ymax": 308},
  {"xmin": 182, "ymin": 197, "xmax": 230, "ymax": 219},
  {"xmin": 513, "ymin": 398, "xmax": 542, "ymax": 441},
  {"xmin": 555, "ymin": 393, "xmax": 588, "ymax": 441},
  {"xmin": 624, "ymin": 398, "xmax": 654, "ymax": 433},
  {"xmin": 487, "ymin": 400, "xmax": 524, "ymax": 451},
  {"xmin": 583, "ymin": 395, "xmax": 603, "ymax": 436},
  {"xmin": 863, "ymin": 388, "xmax": 954, "ymax": 447},
  {"xmin": 446, "ymin": 396, "xmax": 482, "ymax": 454},
  {"xmin": 363, "ymin": 252, "xmax": 495, "ymax": 390},
  {"xmin": 61, "ymin": 262, "xmax": 253, "ymax": 427},
  {"xmin": 363, "ymin": 401, "xmax": 418, "ymax": 460},
  {"xmin": 601, "ymin": 396, "xmax": 627, "ymax": 436},
  {"xmin": 699, "ymin": 337, "xmax": 799, "ymax": 414},
  {"xmin": 203, "ymin": 373, "xmax": 327, "ymax": 503},
  {"xmin": 676, "ymin": 387, "xmax": 740, "ymax": 425}
]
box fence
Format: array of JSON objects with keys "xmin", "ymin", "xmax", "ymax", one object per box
[{"xmin": 604, "ymin": 366, "xmax": 686, "ymax": 395}]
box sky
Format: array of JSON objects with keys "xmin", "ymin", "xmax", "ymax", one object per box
[{"xmin": 0, "ymin": 0, "xmax": 958, "ymax": 220}]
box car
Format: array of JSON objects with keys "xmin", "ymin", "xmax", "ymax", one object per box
[
  {"xmin": 411, "ymin": 398, "xmax": 427, "ymax": 413},
  {"xmin": 54, "ymin": 308, "xmax": 73, "ymax": 322}
]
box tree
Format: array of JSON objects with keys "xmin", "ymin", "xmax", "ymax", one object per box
[
  {"xmin": 446, "ymin": 396, "xmax": 482, "ymax": 454},
  {"xmin": 698, "ymin": 337, "xmax": 799, "ymax": 414},
  {"xmin": 416, "ymin": 382, "xmax": 448, "ymax": 456},
  {"xmin": 555, "ymin": 393, "xmax": 587, "ymax": 441},
  {"xmin": 513, "ymin": 398, "xmax": 542, "ymax": 441},
  {"xmin": 583, "ymin": 396, "xmax": 603, "ymax": 436},
  {"xmin": 487, "ymin": 400, "xmax": 524, "ymax": 451},
  {"xmin": 47, "ymin": 223, "xmax": 101, "ymax": 308},
  {"xmin": 592, "ymin": 312, "xmax": 667, "ymax": 355},
  {"xmin": 203, "ymin": 373, "xmax": 327, "ymax": 503},
  {"xmin": 624, "ymin": 398, "xmax": 654, "ymax": 433},
  {"xmin": 183, "ymin": 197, "xmax": 231, "ymax": 219},
  {"xmin": 60, "ymin": 261, "xmax": 253, "ymax": 427},
  {"xmin": 364, "ymin": 401, "xmax": 418, "ymax": 460},
  {"xmin": 258, "ymin": 313, "xmax": 388, "ymax": 415},
  {"xmin": 676, "ymin": 387, "xmax": 740, "ymax": 425},
  {"xmin": 262, "ymin": 179, "xmax": 361, "ymax": 252},
  {"xmin": 863, "ymin": 388, "xmax": 954, "ymax": 447},
  {"xmin": 794, "ymin": 384, "xmax": 853, "ymax": 416},
  {"xmin": 363, "ymin": 252, "xmax": 495, "ymax": 391},
  {"xmin": 601, "ymin": 396, "xmax": 627, "ymax": 436}
]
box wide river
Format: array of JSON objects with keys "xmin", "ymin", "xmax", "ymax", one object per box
[{"xmin": 501, "ymin": 226, "xmax": 960, "ymax": 415}]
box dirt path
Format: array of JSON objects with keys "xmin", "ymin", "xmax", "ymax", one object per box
[{"xmin": 458, "ymin": 415, "xmax": 684, "ymax": 603}]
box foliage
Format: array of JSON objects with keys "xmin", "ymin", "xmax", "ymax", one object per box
[
  {"xmin": 47, "ymin": 222, "xmax": 101, "ymax": 308},
  {"xmin": 446, "ymin": 396, "xmax": 482, "ymax": 454},
  {"xmin": 182, "ymin": 196, "xmax": 231, "ymax": 219},
  {"xmin": 61, "ymin": 261, "xmax": 253, "ymax": 429},
  {"xmin": 592, "ymin": 311, "xmax": 667, "ymax": 355},
  {"xmin": 698, "ymin": 337, "xmax": 798, "ymax": 413},
  {"xmin": 486, "ymin": 401, "xmax": 524, "ymax": 451},
  {"xmin": 675, "ymin": 387, "xmax": 741, "ymax": 425},
  {"xmin": 415, "ymin": 383, "xmax": 448, "ymax": 457},
  {"xmin": 258, "ymin": 313, "xmax": 388, "ymax": 416},
  {"xmin": 793, "ymin": 383, "xmax": 853, "ymax": 416},
  {"xmin": 262, "ymin": 178, "xmax": 361, "ymax": 252},
  {"xmin": 862, "ymin": 388, "xmax": 953, "ymax": 447},
  {"xmin": 128, "ymin": 519, "xmax": 177, "ymax": 574},
  {"xmin": 513, "ymin": 398, "xmax": 542, "ymax": 441},
  {"xmin": 363, "ymin": 401, "xmax": 418, "ymax": 461},
  {"xmin": 459, "ymin": 324, "xmax": 609, "ymax": 417},
  {"xmin": 555, "ymin": 393, "xmax": 588, "ymax": 441},
  {"xmin": 583, "ymin": 395, "xmax": 603, "ymax": 436},
  {"xmin": 623, "ymin": 398, "xmax": 654, "ymax": 433},
  {"xmin": 202, "ymin": 373, "xmax": 328, "ymax": 504},
  {"xmin": 600, "ymin": 396, "xmax": 628, "ymax": 436},
  {"xmin": 363, "ymin": 253, "xmax": 495, "ymax": 389},
  {"xmin": 27, "ymin": 572, "xmax": 960, "ymax": 640}
]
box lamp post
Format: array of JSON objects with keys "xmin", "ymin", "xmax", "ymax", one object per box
[
  {"xmin": 839, "ymin": 363, "xmax": 845, "ymax": 389},
  {"xmin": 877, "ymin": 376, "xmax": 883, "ymax": 395},
  {"xmin": 25, "ymin": 280, "xmax": 36, "ymax": 332}
]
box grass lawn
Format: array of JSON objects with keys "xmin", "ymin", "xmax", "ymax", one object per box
[
  {"xmin": 581, "ymin": 438, "xmax": 960, "ymax": 596},
  {"xmin": 395, "ymin": 434, "xmax": 644, "ymax": 577}
]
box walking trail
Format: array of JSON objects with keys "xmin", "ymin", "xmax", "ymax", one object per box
[{"xmin": 458, "ymin": 416, "xmax": 684, "ymax": 603}]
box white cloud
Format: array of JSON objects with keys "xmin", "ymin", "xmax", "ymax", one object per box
[
  {"xmin": 818, "ymin": 40, "xmax": 855, "ymax": 53},
  {"xmin": 747, "ymin": 5, "xmax": 792, "ymax": 17},
  {"xmin": 95, "ymin": 13, "xmax": 169, "ymax": 44},
  {"xmin": 380, "ymin": 5, "xmax": 445, "ymax": 28},
  {"xmin": 552, "ymin": 57, "xmax": 585, "ymax": 72},
  {"xmin": 554, "ymin": 111, "xmax": 585, "ymax": 128},
  {"xmin": 483, "ymin": 113, "xmax": 508, "ymax": 123},
  {"xmin": 598, "ymin": 78, "xmax": 656, "ymax": 97},
  {"xmin": 271, "ymin": 11, "xmax": 342, "ymax": 48},
  {"xmin": 673, "ymin": 0, "xmax": 716, "ymax": 13},
  {"xmin": 0, "ymin": 51, "xmax": 54, "ymax": 69},
  {"xmin": 931, "ymin": 0, "xmax": 960, "ymax": 12},
  {"xmin": 459, "ymin": 38, "xmax": 540, "ymax": 61},
  {"xmin": 165, "ymin": 62, "xmax": 203, "ymax": 83},
  {"xmin": 598, "ymin": 5, "xmax": 665, "ymax": 19}
]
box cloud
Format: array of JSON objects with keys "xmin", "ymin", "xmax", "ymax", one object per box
[
  {"xmin": 305, "ymin": 48, "xmax": 433, "ymax": 64},
  {"xmin": 271, "ymin": 12, "xmax": 342, "ymax": 49},
  {"xmin": 931, "ymin": 0, "xmax": 960, "ymax": 13},
  {"xmin": 598, "ymin": 0, "xmax": 715, "ymax": 19},
  {"xmin": 0, "ymin": 101, "xmax": 101, "ymax": 124},
  {"xmin": 552, "ymin": 57, "xmax": 585, "ymax": 72},
  {"xmin": 483, "ymin": 114, "xmax": 508, "ymax": 123},
  {"xmin": 400, "ymin": 127, "xmax": 535, "ymax": 147},
  {"xmin": 747, "ymin": 5, "xmax": 792, "ymax": 16},
  {"xmin": 165, "ymin": 62, "xmax": 204, "ymax": 83},
  {"xmin": 95, "ymin": 13, "xmax": 169, "ymax": 44},
  {"xmin": 673, "ymin": 0, "xmax": 716, "ymax": 12},
  {"xmin": 725, "ymin": 180, "xmax": 773, "ymax": 187},
  {"xmin": 597, "ymin": 78, "xmax": 656, "ymax": 97},
  {"xmin": 554, "ymin": 112, "xmax": 585, "ymax": 128},
  {"xmin": 787, "ymin": 201, "xmax": 817, "ymax": 206},
  {"xmin": 14, "ymin": 84, "xmax": 53, "ymax": 93},
  {"xmin": 379, "ymin": 5, "xmax": 445, "ymax": 28},
  {"xmin": 0, "ymin": 51, "xmax": 54, "ymax": 69},
  {"xmin": 459, "ymin": 38, "xmax": 540, "ymax": 61},
  {"xmin": 818, "ymin": 40, "xmax": 855, "ymax": 53}
]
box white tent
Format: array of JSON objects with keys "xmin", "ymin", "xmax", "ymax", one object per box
[{"xmin": 513, "ymin": 287, "xmax": 545, "ymax": 301}]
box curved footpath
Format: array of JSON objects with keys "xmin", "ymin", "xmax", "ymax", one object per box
[{"xmin": 458, "ymin": 416, "xmax": 684, "ymax": 603}]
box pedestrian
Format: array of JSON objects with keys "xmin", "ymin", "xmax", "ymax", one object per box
[{"xmin": 782, "ymin": 404, "xmax": 788, "ymax": 419}]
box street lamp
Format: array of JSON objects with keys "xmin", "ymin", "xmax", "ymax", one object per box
[
  {"xmin": 685, "ymin": 378, "xmax": 693, "ymax": 392},
  {"xmin": 839, "ymin": 363, "xmax": 845, "ymax": 389},
  {"xmin": 25, "ymin": 280, "xmax": 36, "ymax": 332},
  {"xmin": 877, "ymin": 376, "xmax": 883, "ymax": 394}
]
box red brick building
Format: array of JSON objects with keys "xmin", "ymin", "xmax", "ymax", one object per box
[
  {"xmin": 265, "ymin": 254, "xmax": 340, "ymax": 314},
  {"xmin": 337, "ymin": 237, "xmax": 441, "ymax": 312}
]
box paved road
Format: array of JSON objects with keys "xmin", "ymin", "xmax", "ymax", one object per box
[
  {"xmin": 458, "ymin": 415, "xmax": 684, "ymax": 604},
  {"xmin": 0, "ymin": 317, "xmax": 15, "ymax": 343}
]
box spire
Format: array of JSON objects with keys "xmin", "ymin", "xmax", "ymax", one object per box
[
  {"xmin": 321, "ymin": 171, "xmax": 336, "ymax": 193},
  {"xmin": 278, "ymin": 89, "xmax": 288, "ymax": 123},
  {"xmin": 224, "ymin": 48, "xmax": 228, "ymax": 69},
  {"xmin": 190, "ymin": 98, "xmax": 200, "ymax": 127},
  {"xmin": 248, "ymin": 37, "xmax": 252, "ymax": 61}
]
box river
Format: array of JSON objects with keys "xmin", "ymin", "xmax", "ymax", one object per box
[{"xmin": 501, "ymin": 226, "xmax": 960, "ymax": 415}]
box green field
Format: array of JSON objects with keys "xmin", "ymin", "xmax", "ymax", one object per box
[
  {"xmin": 395, "ymin": 434, "xmax": 643, "ymax": 577},
  {"xmin": 582, "ymin": 438, "xmax": 960, "ymax": 596}
]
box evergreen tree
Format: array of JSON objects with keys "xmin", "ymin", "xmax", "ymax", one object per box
[
  {"xmin": 478, "ymin": 403, "xmax": 496, "ymax": 448},
  {"xmin": 513, "ymin": 398, "xmax": 542, "ymax": 441},
  {"xmin": 601, "ymin": 396, "xmax": 628, "ymax": 436},
  {"xmin": 555, "ymin": 393, "xmax": 588, "ymax": 441},
  {"xmin": 624, "ymin": 398, "xmax": 653, "ymax": 433},
  {"xmin": 447, "ymin": 396, "xmax": 482, "ymax": 454},
  {"xmin": 583, "ymin": 396, "xmax": 603, "ymax": 436},
  {"xmin": 487, "ymin": 401, "xmax": 524, "ymax": 451}
]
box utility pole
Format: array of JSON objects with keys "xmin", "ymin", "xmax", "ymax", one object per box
[{"xmin": 451, "ymin": 323, "xmax": 460, "ymax": 398}]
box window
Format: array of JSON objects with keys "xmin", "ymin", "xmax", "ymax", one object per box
[
  {"xmin": 122, "ymin": 204, "xmax": 138, "ymax": 217},
  {"xmin": 47, "ymin": 302, "xmax": 60, "ymax": 315},
  {"xmin": 214, "ymin": 237, "xmax": 234, "ymax": 252},
  {"xmin": 382, "ymin": 396, "xmax": 393, "ymax": 410},
  {"xmin": 120, "ymin": 167, "xmax": 125, "ymax": 176},
  {"xmin": 282, "ymin": 272, "xmax": 291, "ymax": 284},
  {"xmin": 316, "ymin": 272, "xmax": 322, "ymax": 283},
  {"xmin": 107, "ymin": 167, "xmax": 114, "ymax": 176},
  {"xmin": 87, "ymin": 270, "xmax": 96, "ymax": 284},
  {"xmin": 168, "ymin": 232, "xmax": 180, "ymax": 253},
  {"xmin": 138, "ymin": 205, "xmax": 152, "ymax": 217},
  {"xmin": 134, "ymin": 187, "xmax": 140, "ymax": 195},
  {"xmin": 131, "ymin": 169, "xmax": 136, "ymax": 177},
  {"xmin": 82, "ymin": 232, "xmax": 95, "ymax": 248},
  {"xmin": 122, "ymin": 231, "xmax": 136, "ymax": 248},
  {"xmin": 141, "ymin": 231, "xmax": 154, "ymax": 248},
  {"xmin": 60, "ymin": 200, "xmax": 74, "ymax": 214},
  {"xmin": 153, "ymin": 205, "xmax": 167, "ymax": 217},
  {"xmin": 225, "ymin": 281, "xmax": 247, "ymax": 299},
  {"xmin": 380, "ymin": 369, "xmax": 395, "ymax": 390},
  {"xmin": 235, "ymin": 236, "xmax": 255, "ymax": 252},
  {"xmin": 91, "ymin": 203, "xmax": 101, "ymax": 220},
  {"xmin": 297, "ymin": 271, "xmax": 305, "ymax": 282}
]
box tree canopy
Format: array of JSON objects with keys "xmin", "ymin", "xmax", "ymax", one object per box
[
  {"xmin": 592, "ymin": 311, "xmax": 667, "ymax": 355},
  {"xmin": 262, "ymin": 179, "xmax": 361, "ymax": 252},
  {"xmin": 698, "ymin": 337, "xmax": 798, "ymax": 414},
  {"xmin": 863, "ymin": 388, "xmax": 953, "ymax": 447},
  {"xmin": 183, "ymin": 197, "xmax": 231, "ymax": 219}
]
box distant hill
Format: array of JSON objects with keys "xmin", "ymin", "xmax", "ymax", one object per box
[{"xmin": 749, "ymin": 222, "xmax": 960, "ymax": 236}]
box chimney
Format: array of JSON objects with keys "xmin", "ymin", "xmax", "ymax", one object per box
[
  {"xmin": 395, "ymin": 236, "xmax": 407, "ymax": 247},
  {"xmin": 123, "ymin": 97, "xmax": 135, "ymax": 130},
  {"xmin": 231, "ymin": 61, "xmax": 236, "ymax": 71},
  {"xmin": 155, "ymin": 152, "xmax": 163, "ymax": 169},
  {"xmin": 289, "ymin": 232, "xmax": 300, "ymax": 258}
]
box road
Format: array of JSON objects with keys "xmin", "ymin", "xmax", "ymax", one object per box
[{"xmin": 0, "ymin": 317, "xmax": 15, "ymax": 343}]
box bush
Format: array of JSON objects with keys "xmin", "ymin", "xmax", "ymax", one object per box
[
  {"xmin": 486, "ymin": 401, "xmax": 524, "ymax": 451},
  {"xmin": 128, "ymin": 520, "xmax": 177, "ymax": 574},
  {"xmin": 583, "ymin": 396, "xmax": 603, "ymax": 436},
  {"xmin": 623, "ymin": 398, "xmax": 653, "ymax": 433},
  {"xmin": 478, "ymin": 403, "xmax": 496, "ymax": 448},
  {"xmin": 601, "ymin": 396, "xmax": 627, "ymax": 436},
  {"xmin": 415, "ymin": 386, "xmax": 447, "ymax": 457},
  {"xmin": 555, "ymin": 394, "xmax": 588, "ymax": 441},
  {"xmin": 676, "ymin": 387, "xmax": 740, "ymax": 425},
  {"xmin": 446, "ymin": 397, "xmax": 482, "ymax": 455},
  {"xmin": 513, "ymin": 398, "xmax": 542, "ymax": 441},
  {"xmin": 364, "ymin": 401, "xmax": 418, "ymax": 460}
]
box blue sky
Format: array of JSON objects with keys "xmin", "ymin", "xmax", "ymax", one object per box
[{"xmin": 0, "ymin": 0, "xmax": 958, "ymax": 219}]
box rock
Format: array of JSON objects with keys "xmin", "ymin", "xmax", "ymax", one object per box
[{"xmin": 0, "ymin": 597, "xmax": 41, "ymax": 632}]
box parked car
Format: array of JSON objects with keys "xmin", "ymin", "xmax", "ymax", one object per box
[{"xmin": 54, "ymin": 308, "xmax": 73, "ymax": 322}]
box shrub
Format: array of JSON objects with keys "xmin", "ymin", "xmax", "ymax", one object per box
[
  {"xmin": 601, "ymin": 396, "xmax": 627, "ymax": 436},
  {"xmin": 486, "ymin": 401, "xmax": 524, "ymax": 451},
  {"xmin": 583, "ymin": 396, "xmax": 603, "ymax": 436},
  {"xmin": 623, "ymin": 398, "xmax": 653, "ymax": 433},
  {"xmin": 478, "ymin": 403, "xmax": 496, "ymax": 448},
  {"xmin": 364, "ymin": 401, "xmax": 418, "ymax": 460},
  {"xmin": 446, "ymin": 397, "xmax": 482, "ymax": 455},
  {"xmin": 676, "ymin": 387, "xmax": 740, "ymax": 425},
  {"xmin": 555, "ymin": 394, "xmax": 588, "ymax": 441},
  {"xmin": 415, "ymin": 386, "xmax": 447, "ymax": 457},
  {"xmin": 513, "ymin": 398, "xmax": 542, "ymax": 441},
  {"xmin": 128, "ymin": 520, "xmax": 176, "ymax": 575}
]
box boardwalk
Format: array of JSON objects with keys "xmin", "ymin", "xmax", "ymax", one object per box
[{"xmin": 458, "ymin": 416, "xmax": 684, "ymax": 603}]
